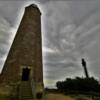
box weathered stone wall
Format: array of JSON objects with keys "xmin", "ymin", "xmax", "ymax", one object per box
[{"xmin": 0, "ymin": 4, "xmax": 43, "ymax": 86}]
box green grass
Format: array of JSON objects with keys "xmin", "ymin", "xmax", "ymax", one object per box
[
  {"xmin": 0, "ymin": 94, "xmax": 16, "ymax": 100},
  {"xmin": 0, "ymin": 94, "xmax": 10, "ymax": 100}
]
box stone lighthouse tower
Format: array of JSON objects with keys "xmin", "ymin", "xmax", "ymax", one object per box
[{"xmin": 0, "ymin": 4, "xmax": 44, "ymax": 100}]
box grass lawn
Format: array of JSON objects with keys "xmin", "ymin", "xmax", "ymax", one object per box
[
  {"xmin": 45, "ymin": 93, "xmax": 75, "ymax": 100},
  {"xmin": 44, "ymin": 93, "xmax": 93, "ymax": 100},
  {"xmin": 0, "ymin": 94, "xmax": 16, "ymax": 100},
  {"xmin": 0, "ymin": 94, "xmax": 10, "ymax": 100}
]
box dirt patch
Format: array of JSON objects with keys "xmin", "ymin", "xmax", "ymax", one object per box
[
  {"xmin": 45, "ymin": 93, "xmax": 75, "ymax": 100},
  {"xmin": 45, "ymin": 93, "xmax": 93, "ymax": 100}
]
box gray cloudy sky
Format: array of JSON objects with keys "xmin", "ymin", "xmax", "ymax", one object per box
[{"xmin": 0, "ymin": 0, "xmax": 100, "ymax": 88}]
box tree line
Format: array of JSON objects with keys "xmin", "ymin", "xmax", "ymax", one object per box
[{"xmin": 56, "ymin": 77, "xmax": 100, "ymax": 93}]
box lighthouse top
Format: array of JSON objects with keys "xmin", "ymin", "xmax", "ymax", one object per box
[{"xmin": 25, "ymin": 4, "xmax": 41, "ymax": 14}]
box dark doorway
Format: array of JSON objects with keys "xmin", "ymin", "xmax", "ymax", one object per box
[{"xmin": 21, "ymin": 68, "xmax": 30, "ymax": 81}]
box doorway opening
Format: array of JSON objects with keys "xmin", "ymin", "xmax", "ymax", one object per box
[{"xmin": 21, "ymin": 68, "xmax": 30, "ymax": 81}]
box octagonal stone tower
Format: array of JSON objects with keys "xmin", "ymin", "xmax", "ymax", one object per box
[{"xmin": 0, "ymin": 4, "xmax": 44, "ymax": 99}]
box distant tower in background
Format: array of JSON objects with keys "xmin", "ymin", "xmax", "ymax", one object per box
[{"xmin": 81, "ymin": 58, "xmax": 89, "ymax": 78}]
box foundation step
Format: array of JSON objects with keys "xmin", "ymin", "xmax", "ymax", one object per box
[{"xmin": 18, "ymin": 81, "xmax": 33, "ymax": 100}]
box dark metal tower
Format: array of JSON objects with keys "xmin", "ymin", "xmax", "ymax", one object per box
[{"xmin": 81, "ymin": 58, "xmax": 89, "ymax": 78}]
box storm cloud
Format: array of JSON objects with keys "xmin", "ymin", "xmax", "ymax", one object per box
[{"xmin": 0, "ymin": 0, "xmax": 100, "ymax": 88}]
